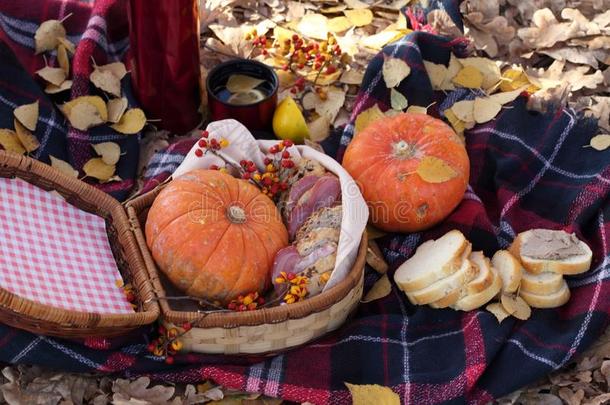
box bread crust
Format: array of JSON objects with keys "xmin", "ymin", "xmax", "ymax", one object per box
[
  {"xmin": 520, "ymin": 270, "xmax": 564, "ymax": 295},
  {"xmin": 509, "ymin": 232, "xmax": 592, "ymax": 275},
  {"xmin": 406, "ymin": 257, "xmax": 476, "ymax": 305},
  {"xmin": 520, "ymin": 281, "xmax": 570, "ymax": 308},
  {"xmin": 452, "ymin": 267, "xmax": 502, "ymax": 311},
  {"xmin": 492, "ymin": 250, "xmax": 522, "ymax": 293},
  {"xmin": 395, "ymin": 231, "xmax": 470, "ymax": 292}
]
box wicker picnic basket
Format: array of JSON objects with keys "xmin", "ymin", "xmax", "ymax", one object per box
[
  {"xmin": 126, "ymin": 184, "xmax": 367, "ymax": 355},
  {"xmin": 0, "ymin": 151, "xmax": 159, "ymax": 338}
]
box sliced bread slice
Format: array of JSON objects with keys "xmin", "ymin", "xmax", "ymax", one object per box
[
  {"xmin": 466, "ymin": 252, "xmax": 495, "ymax": 295},
  {"xmin": 520, "ymin": 280, "xmax": 570, "ymax": 308},
  {"xmin": 491, "ymin": 250, "xmax": 522, "ymax": 293},
  {"xmin": 452, "ymin": 267, "xmax": 502, "ymax": 311},
  {"xmin": 509, "ymin": 230, "xmax": 592, "ymax": 275},
  {"xmin": 394, "ymin": 230, "xmax": 469, "ymax": 292},
  {"xmin": 406, "ymin": 252, "xmax": 476, "ymax": 305},
  {"xmin": 520, "ymin": 270, "xmax": 564, "ymax": 295}
]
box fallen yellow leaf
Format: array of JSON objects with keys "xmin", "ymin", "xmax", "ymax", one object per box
[
  {"xmin": 416, "ymin": 156, "xmax": 458, "ymax": 183},
  {"xmin": 107, "ymin": 97, "xmax": 128, "ymax": 124},
  {"xmin": 34, "ymin": 20, "xmax": 66, "ymax": 54},
  {"xmin": 63, "ymin": 96, "xmax": 108, "ymax": 122},
  {"xmin": 110, "ymin": 108, "xmax": 147, "ymax": 135},
  {"xmin": 14, "ymin": 100, "xmax": 39, "ymax": 132},
  {"xmin": 57, "ymin": 44, "xmax": 70, "ymax": 76},
  {"xmin": 96, "ymin": 62, "xmax": 127, "ymax": 80},
  {"xmin": 444, "ymin": 109, "xmax": 466, "ymax": 137},
  {"xmin": 0, "ymin": 129, "xmax": 25, "ymax": 155},
  {"xmin": 390, "ymin": 88, "xmax": 408, "ymax": 111},
  {"xmin": 49, "ymin": 156, "xmax": 78, "ymax": 178},
  {"xmin": 459, "ymin": 57, "xmax": 501, "ymax": 90},
  {"xmin": 36, "ymin": 66, "xmax": 66, "ymax": 86},
  {"xmin": 361, "ymin": 274, "xmax": 392, "ymax": 303},
  {"xmin": 90, "ymin": 68, "xmax": 122, "ymax": 98},
  {"xmin": 406, "ymin": 105, "xmax": 428, "ymax": 114},
  {"xmin": 473, "ymin": 97, "xmax": 502, "ymax": 124},
  {"xmin": 501, "ymin": 293, "xmax": 531, "ymax": 320},
  {"xmin": 486, "ymin": 302, "xmax": 511, "ymax": 322},
  {"xmin": 423, "ymin": 60, "xmax": 454, "ymax": 91},
  {"xmin": 14, "ymin": 119, "xmax": 40, "ymax": 153},
  {"xmin": 67, "ymin": 102, "xmax": 105, "ymax": 131},
  {"xmin": 452, "ymin": 65, "xmax": 484, "ymax": 89},
  {"xmin": 361, "ymin": 29, "xmax": 410, "ymax": 50},
  {"xmin": 500, "ymin": 68, "xmax": 539, "ymax": 93},
  {"xmin": 345, "ymin": 383, "xmax": 400, "ymax": 405},
  {"xmin": 354, "ymin": 104, "xmax": 384, "ymax": 135},
  {"xmin": 589, "ymin": 134, "xmax": 610, "ymax": 151},
  {"xmin": 83, "ymin": 157, "xmax": 116, "ymax": 181},
  {"xmin": 383, "ymin": 57, "xmax": 411, "ymax": 88},
  {"xmin": 226, "ymin": 74, "xmax": 264, "ymax": 93},
  {"xmin": 327, "ymin": 16, "xmax": 353, "ymax": 33},
  {"xmin": 450, "ymin": 100, "xmax": 475, "ymax": 123},
  {"xmin": 45, "ymin": 80, "xmax": 72, "ymax": 94},
  {"xmin": 92, "ymin": 142, "xmax": 121, "ymax": 166},
  {"xmin": 57, "ymin": 37, "xmax": 75, "ymax": 54},
  {"xmin": 297, "ymin": 14, "xmax": 328, "ymax": 40},
  {"xmin": 344, "ymin": 9, "xmax": 373, "ymax": 27}
]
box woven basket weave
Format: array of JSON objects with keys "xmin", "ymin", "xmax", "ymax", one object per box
[
  {"xmin": 127, "ymin": 184, "xmax": 366, "ymax": 355},
  {"xmin": 0, "ymin": 151, "xmax": 159, "ymax": 337}
]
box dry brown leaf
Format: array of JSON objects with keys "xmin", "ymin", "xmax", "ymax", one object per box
[
  {"xmin": 226, "ymin": 74, "xmax": 264, "ymax": 93},
  {"xmin": 366, "ymin": 240, "xmax": 389, "ymax": 273},
  {"xmin": 92, "ymin": 142, "xmax": 121, "ymax": 166},
  {"xmin": 539, "ymin": 47, "xmax": 606, "ymax": 69},
  {"xmin": 328, "ymin": 16, "xmax": 353, "ymax": 33},
  {"xmin": 486, "ymin": 302, "xmax": 511, "ymax": 322},
  {"xmin": 111, "ymin": 108, "xmax": 147, "ymax": 135},
  {"xmin": 361, "ymin": 274, "xmax": 392, "ymax": 303},
  {"xmin": 107, "ymin": 97, "xmax": 128, "ymax": 124},
  {"xmin": 307, "ymin": 115, "xmax": 331, "ymax": 142},
  {"xmin": 452, "ymin": 65, "xmax": 484, "ymax": 88},
  {"xmin": 344, "ymin": 0, "xmax": 370, "ymax": 9},
  {"xmin": 36, "ymin": 66, "xmax": 66, "ymax": 86},
  {"xmin": 344, "ymin": 9, "xmax": 373, "ymax": 27},
  {"xmin": 49, "ymin": 156, "xmax": 78, "ymax": 178},
  {"xmin": 90, "ymin": 68, "xmax": 122, "ymax": 98},
  {"xmin": 340, "ymin": 68, "xmax": 364, "ymax": 85},
  {"xmin": 45, "ymin": 80, "xmax": 72, "ymax": 94},
  {"xmin": 14, "ymin": 119, "xmax": 40, "ymax": 153},
  {"xmin": 558, "ymin": 388, "xmax": 585, "ymax": 405},
  {"xmin": 112, "ymin": 377, "xmax": 174, "ymax": 403},
  {"xmin": 345, "ymin": 383, "xmax": 400, "ymax": 405},
  {"xmin": 473, "ymin": 97, "xmax": 502, "ymax": 123},
  {"xmin": 390, "ymin": 88, "xmax": 408, "ymax": 111},
  {"xmin": 57, "ymin": 44, "xmax": 69, "ymax": 76},
  {"xmin": 34, "ymin": 20, "xmax": 66, "ymax": 54},
  {"xmin": 0, "ymin": 129, "xmax": 25, "ymax": 155},
  {"xmin": 14, "ymin": 100, "xmax": 39, "ymax": 132},
  {"xmin": 354, "ymin": 104, "xmax": 384, "ymax": 135},
  {"xmin": 83, "ymin": 158, "xmax": 116, "ymax": 182},
  {"xmin": 463, "ymin": 13, "xmax": 515, "ymax": 58},
  {"xmin": 588, "ymin": 134, "xmax": 610, "ymax": 151},
  {"xmin": 321, "ymin": 5, "xmax": 348, "ymax": 13},
  {"xmin": 301, "ymin": 92, "xmax": 316, "ymax": 110},
  {"xmin": 501, "ymin": 293, "xmax": 531, "ymax": 320},
  {"xmin": 314, "ymin": 88, "xmax": 346, "ymax": 122},
  {"xmin": 383, "ymin": 57, "xmax": 411, "ymax": 88},
  {"xmin": 297, "ymin": 14, "xmax": 328, "ymax": 40}
]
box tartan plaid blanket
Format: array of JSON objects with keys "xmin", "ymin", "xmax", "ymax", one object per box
[{"xmin": 1, "ymin": 1, "xmax": 610, "ymax": 404}]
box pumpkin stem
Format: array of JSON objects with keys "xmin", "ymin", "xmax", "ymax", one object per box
[
  {"xmin": 393, "ymin": 140, "xmax": 417, "ymax": 159},
  {"xmin": 226, "ymin": 205, "xmax": 247, "ymax": 224}
]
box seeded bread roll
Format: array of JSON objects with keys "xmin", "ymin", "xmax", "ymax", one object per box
[{"xmin": 296, "ymin": 206, "xmax": 342, "ymax": 241}]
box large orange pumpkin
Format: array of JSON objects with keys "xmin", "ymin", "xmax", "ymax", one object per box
[
  {"xmin": 145, "ymin": 169, "xmax": 288, "ymax": 303},
  {"xmin": 342, "ymin": 112, "xmax": 469, "ymax": 232}
]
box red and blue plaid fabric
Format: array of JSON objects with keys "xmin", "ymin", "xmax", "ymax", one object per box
[{"xmin": 1, "ymin": 1, "xmax": 609, "ymax": 404}]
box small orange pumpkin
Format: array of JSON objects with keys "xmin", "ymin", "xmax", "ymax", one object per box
[
  {"xmin": 145, "ymin": 169, "xmax": 288, "ymax": 303},
  {"xmin": 342, "ymin": 112, "xmax": 469, "ymax": 232}
]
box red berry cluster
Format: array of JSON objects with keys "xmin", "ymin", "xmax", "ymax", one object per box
[
  {"xmin": 194, "ymin": 130, "xmax": 230, "ymax": 159},
  {"xmin": 116, "ymin": 280, "xmax": 137, "ymax": 309},
  {"xmin": 227, "ymin": 291, "xmax": 265, "ymax": 311},
  {"xmin": 147, "ymin": 322, "xmax": 192, "ymax": 364}
]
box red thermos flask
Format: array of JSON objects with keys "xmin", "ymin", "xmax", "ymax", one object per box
[{"xmin": 127, "ymin": 0, "xmax": 202, "ymax": 134}]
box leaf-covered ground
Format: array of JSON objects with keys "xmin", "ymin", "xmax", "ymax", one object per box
[{"xmin": 2, "ymin": 1, "xmax": 608, "ymax": 404}]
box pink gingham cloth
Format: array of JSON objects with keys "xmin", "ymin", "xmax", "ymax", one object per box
[{"xmin": 0, "ymin": 178, "xmax": 134, "ymax": 314}]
